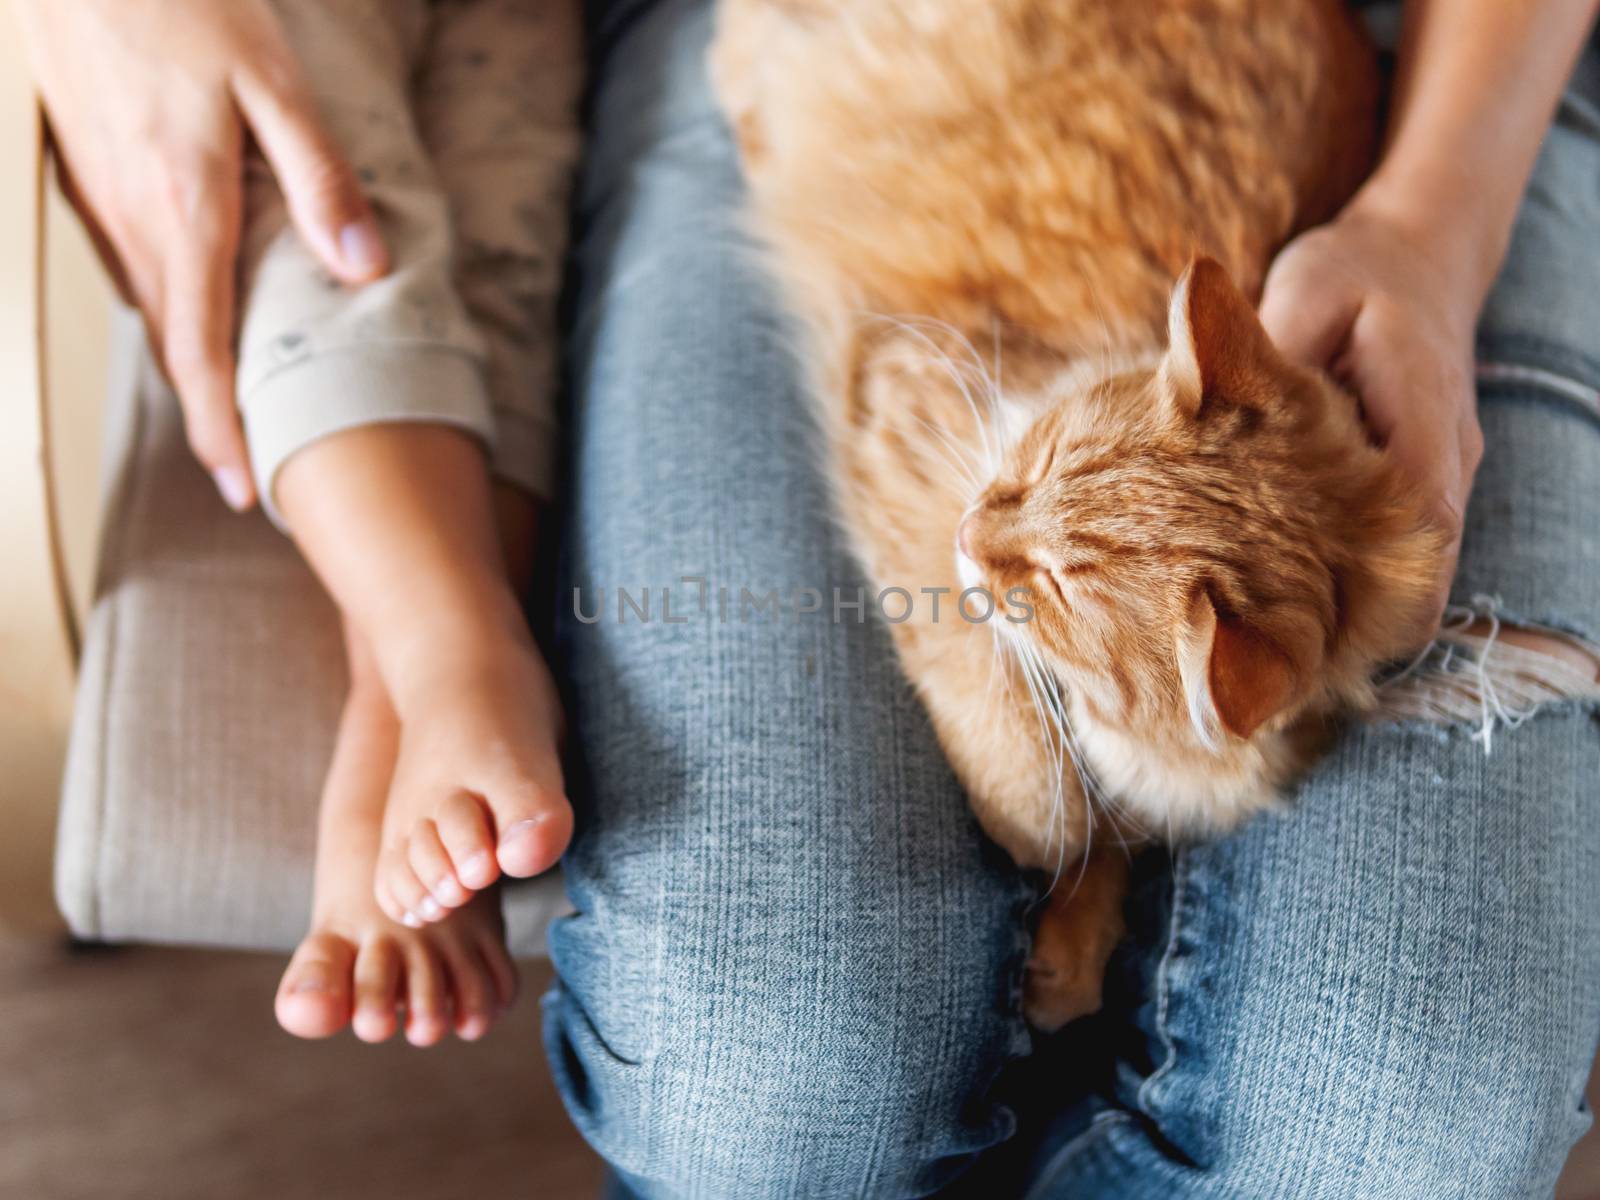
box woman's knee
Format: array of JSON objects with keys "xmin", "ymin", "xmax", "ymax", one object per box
[
  {"xmin": 550, "ymin": 569, "xmax": 1030, "ymax": 1195},
  {"xmin": 543, "ymin": 847, "xmax": 1030, "ymax": 1198},
  {"xmin": 1077, "ymin": 715, "xmax": 1600, "ymax": 1198},
  {"xmin": 1178, "ymin": 1053, "xmax": 1592, "ymax": 1199}
]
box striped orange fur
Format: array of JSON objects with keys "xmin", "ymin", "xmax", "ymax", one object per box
[{"xmin": 711, "ymin": 0, "xmax": 1443, "ymax": 1026}]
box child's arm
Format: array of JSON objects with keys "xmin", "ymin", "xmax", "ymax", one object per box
[{"xmin": 1259, "ymin": 0, "xmax": 1599, "ymax": 640}]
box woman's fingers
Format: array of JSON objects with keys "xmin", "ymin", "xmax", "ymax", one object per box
[
  {"xmin": 1347, "ymin": 305, "xmax": 1479, "ymax": 635},
  {"xmin": 48, "ymin": 144, "xmax": 141, "ymax": 308},
  {"xmin": 1263, "ymin": 217, "xmax": 1484, "ymax": 647},
  {"xmin": 232, "ymin": 62, "xmax": 389, "ymax": 284},
  {"xmin": 159, "ymin": 157, "xmax": 255, "ymax": 511},
  {"xmin": 18, "ymin": 0, "xmax": 388, "ymax": 507}
]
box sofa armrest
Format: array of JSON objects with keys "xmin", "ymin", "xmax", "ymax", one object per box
[{"xmin": 0, "ymin": 14, "xmax": 76, "ymax": 935}]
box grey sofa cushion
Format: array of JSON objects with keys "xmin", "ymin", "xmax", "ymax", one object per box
[{"xmin": 55, "ymin": 317, "xmax": 565, "ymax": 955}]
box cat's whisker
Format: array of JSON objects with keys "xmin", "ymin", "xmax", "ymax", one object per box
[
  {"xmin": 1030, "ymin": 654, "xmax": 1087, "ymax": 884},
  {"xmin": 868, "ymin": 353, "xmax": 981, "ymax": 462},
  {"xmin": 991, "ymin": 317, "xmax": 1003, "ymax": 395},
  {"xmin": 912, "ymin": 314, "xmax": 1007, "ymax": 473},
  {"xmin": 1013, "ymin": 660, "xmax": 1064, "ymax": 879},
  {"xmin": 902, "ymin": 409, "xmax": 983, "ymax": 498},
  {"xmin": 990, "ymin": 626, "xmax": 1017, "ymax": 704},
  {"xmin": 887, "ymin": 312, "xmax": 994, "ymax": 387},
  {"xmin": 1081, "ymin": 274, "xmax": 1118, "ymax": 387},
  {"xmin": 1012, "ymin": 640, "xmax": 1075, "ymax": 887},
  {"xmin": 869, "ymin": 314, "xmax": 1001, "ymax": 478},
  {"xmin": 1012, "ymin": 634, "xmax": 1122, "ymax": 888},
  {"xmin": 981, "ymin": 627, "xmax": 1006, "ymax": 711},
  {"xmin": 860, "ymin": 342, "xmax": 986, "ymax": 497},
  {"xmin": 907, "ymin": 314, "xmax": 1000, "ymax": 401},
  {"xmin": 986, "ymin": 315, "xmax": 1013, "ymax": 453}
]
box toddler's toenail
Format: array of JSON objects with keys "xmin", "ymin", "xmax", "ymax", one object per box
[
  {"xmin": 500, "ymin": 817, "xmax": 546, "ymax": 845},
  {"xmin": 418, "ymin": 897, "xmax": 442, "ymax": 920},
  {"xmin": 434, "ymin": 877, "xmax": 459, "ymax": 901},
  {"xmin": 461, "ymin": 851, "xmax": 492, "ymax": 880},
  {"xmin": 401, "ymin": 911, "xmax": 422, "ymax": 928},
  {"xmin": 290, "ymin": 977, "xmax": 330, "ymax": 994}
]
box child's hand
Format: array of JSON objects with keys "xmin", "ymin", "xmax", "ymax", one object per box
[{"xmin": 1259, "ymin": 197, "xmax": 1486, "ymax": 644}]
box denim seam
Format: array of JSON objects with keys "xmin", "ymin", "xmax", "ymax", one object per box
[
  {"xmin": 1022, "ymin": 1110, "xmax": 1133, "ymax": 1200},
  {"xmin": 1475, "ymin": 341, "xmax": 1600, "ymax": 414},
  {"xmin": 1136, "ymin": 847, "xmax": 1190, "ymax": 1118},
  {"xmin": 1023, "ymin": 849, "xmax": 1193, "ymax": 1198},
  {"xmin": 1476, "ymin": 358, "xmax": 1600, "ymax": 426}
]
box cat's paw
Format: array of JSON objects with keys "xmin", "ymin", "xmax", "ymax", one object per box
[
  {"xmin": 1022, "ymin": 855, "xmax": 1130, "ymax": 1031},
  {"xmin": 1023, "ymin": 955, "xmax": 1106, "ymax": 1032}
]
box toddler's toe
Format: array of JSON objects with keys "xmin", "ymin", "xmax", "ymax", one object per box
[
  {"xmin": 352, "ymin": 937, "xmax": 403, "ymax": 1043},
  {"xmin": 381, "ymin": 845, "xmax": 442, "ymax": 926},
  {"xmin": 276, "ymin": 932, "xmax": 356, "ymax": 1039},
  {"xmin": 407, "ymin": 818, "xmax": 469, "ymax": 911},
  {"xmin": 490, "ymin": 779, "xmax": 573, "ymax": 879},
  {"xmin": 444, "ymin": 948, "xmax": 494, "ymax": 1042},
  {"xmin": 435, "ymin": 792, "xmax": 500, "ymax": 891},
  {"xmin": 477, "ymin": 931, "xmax": 519, "ymax": 1015},
  {"xmin": 404, "ymin": 946, "xmax": 450, "ymax": 1047}
]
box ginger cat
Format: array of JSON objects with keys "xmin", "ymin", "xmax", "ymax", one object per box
[{"xmin": 710, "ymin": 0, "xmax": 1444, "ymax": 1028}]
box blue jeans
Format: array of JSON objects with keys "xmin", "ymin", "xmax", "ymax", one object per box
[{"xmin": 544, "ymin": 1, "xmax": 1600, "ymax": 1195}]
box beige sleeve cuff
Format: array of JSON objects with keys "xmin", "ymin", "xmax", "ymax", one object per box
[
  {"xmin": 489, "ymin": 400, "xmax": 560, "ymax": 505},
  {"xmin": 242, "ymin": 345, "xmax": 496, "ymax": 530}
]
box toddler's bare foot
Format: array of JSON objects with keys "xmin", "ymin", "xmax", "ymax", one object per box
[
  {"xmin": 277, "ymin": 888, "xmax": 517, "ymax": 1045},
  {"xmin": 374, "ymin": 634, "xmax": 571, "ymax": 927},
  {"xmin": 275, "ymin": 660, "xmax": 517, "ymax": 1043}
]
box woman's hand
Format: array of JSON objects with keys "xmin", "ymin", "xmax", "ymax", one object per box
[
  {"xmin": 1260, "ymin": 191, "xmax": 1486, "ymax": 641},
  {"xmin": 14, "ymin": 0, "xmax": 389, "ymax": 511},
  {"xmin": 1259, "ymin": 0, "xmax": 1599, "ymax": 645}
]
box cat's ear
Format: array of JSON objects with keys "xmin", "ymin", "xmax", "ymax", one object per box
[
  {"xmin": 1177, "ymin": 588, "xmax": 1301, "ymax": 748},
  {"xmin": 1160, "ymin": 256, "xmax": 1282, "ymax": 418}
]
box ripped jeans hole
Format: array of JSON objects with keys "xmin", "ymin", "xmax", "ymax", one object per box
[{"xmin": 1373, "ymin": 595, "xmax": 1600, "ymax": 753}]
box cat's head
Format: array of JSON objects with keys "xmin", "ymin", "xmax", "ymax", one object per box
[{"xmin": 957, "ymin": 257, "xmax": 1443, "ymax": 783}]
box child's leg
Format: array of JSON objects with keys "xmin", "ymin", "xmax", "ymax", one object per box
[
  {"xmin": 276, "ymin": 620, "xmax": 518, "ymax": 1045},
  {"xmin": 345, "ymin": 0, "xmax": 584, "ymax": 917},
  {"xmin": 274, "ymin": 425, "xmax": 572, "ymax": 923},
  {"xmin": 238, "ymin": 0, "xmax": 581, "ymax": 924},
  {"xmin": 412, "ymin": 0, "xmax": 583, "ymax": 503},
  {"xmin": 235, "ymin": 0, "xmax": 571, "ymax": 1006}
]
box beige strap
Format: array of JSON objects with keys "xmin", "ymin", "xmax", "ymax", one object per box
[{"xmin": 0, "ymin": 11, "xmax": 75, "ymax": 935}]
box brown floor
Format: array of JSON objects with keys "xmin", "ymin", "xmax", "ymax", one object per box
[
  {"xmin": 0, "ymin": 938, "xmax": 604, "ymax": 1200},
  {"xmin": 2, "ymin": 936, "xmax": 1596, "ymax": 1200}
]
